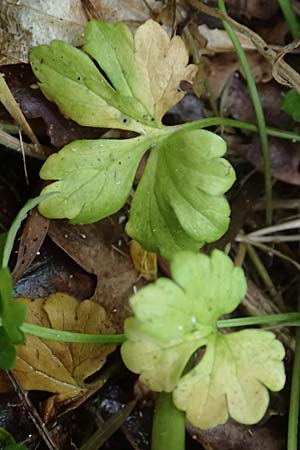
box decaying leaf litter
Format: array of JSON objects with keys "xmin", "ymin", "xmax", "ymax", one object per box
[{"xmin": 0, "ymin": 1, "xmax": 299, "ymax": 450}]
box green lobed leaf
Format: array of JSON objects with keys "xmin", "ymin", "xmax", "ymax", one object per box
[
  {"xmin": 121, "ymin": 250, "xmax": 246, "ymax": 391},
  {"xmin": 121, "ymin": 250, "xmax": 286, "ymax": 428},
  {"xmin": 83, "ymin": 20, "xmax": 150, "ymax": 124},
  {"xmin": 126, "ymin": 129, "xmax": 235, "ymax": 258},
  {"xmin": 29, "ymin": 40, "xmax": 140, "ymax": 132},
  {"xmin": 173, "ymin": 330, "xmax": 286, "ymax": 429},
  {"xmin": 30, "ymin": 19, "xmax": 235, "ymax": 258},
  {"xmin": 84, "ymin": 19, "xmax": 197, "ymax": 124},
  {"xmin": 84, "ymin": 20, "xmax": 136, "ymax": 98},
  {"xmin": 121, "ymin": 317, "xmax": 205, "ymax": 392},
  {"xmin": 282, "ymin": 89, "xmax": 300, "ymax": 121},
  {"xmin": 38, "ymin": 137, "xmax": 149, "ymax": 223}
]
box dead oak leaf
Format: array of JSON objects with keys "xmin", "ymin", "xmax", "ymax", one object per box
[
  {"xmin": 0, "ymin": 293, "xmax": 115, "ymax": 399},
  {"xmin": 48, "ymin": 218, "xmax": 143, "ymax": 332}
]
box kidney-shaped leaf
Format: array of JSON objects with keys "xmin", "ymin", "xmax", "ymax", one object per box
[
  {"xmin": 173, "ymin": 330, "xmax": 286, "ymax": 429},
  {"xmin": 121, "ymin": 251, "xmax": 286, "ymax": 428},
  {"xmin": 121, "ymin": 250, "xmax": 246, "ymax": 391},
  {"xmin": 122, "ymin": 317, "xmax": 204, "ymax": 392},
  {"xmin": 126, "ymin": 129, "xmax": 235, "ymax": 258}
]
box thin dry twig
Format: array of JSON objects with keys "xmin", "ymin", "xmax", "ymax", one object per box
[
  {"xmin": 248, "ymin": 219, "xmax": 300, "ymax": 237},
  {"xmin": 236, "ymin": 235, "xmax": 300, "ymax": 271},
  {"xmin": 6, "ymin": 371, "xmax": 60, "ymax": 450},
  {"xmin": 273, "ymin": 38, "xmax": 300, "ymax": 86},
  {"xmin": 0, "ymin": 128, "xmax": 46, "ymax": 160}
]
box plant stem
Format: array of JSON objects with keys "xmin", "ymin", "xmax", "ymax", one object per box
[
  {"xmin": 288, "ymin": 328, "xmax": 300, "ymax": 450},
  {"xmin": 217, "ymin": 312, "xmax": 300, "ymax": 328},
  {"xmin": 19, "ymin": 321, "xmax": 126, "ymax": 344},
  {"xmin": 151, "ymin": 393, "xmax": 185, "ymax": 450},
  {"xmin": 176, "ymin": 117, "xmax": 300, "ymax": 142},
  {"xmin": 278, "ymin": 0, "xmax": 300, "ymax": 39},
  {"xmin": 217, "ymin": 0, "xmax": 272, "ymax": 224},
  {"xmin": 2, "ymin": 312, "xmax": 300, "ymax": 345}
]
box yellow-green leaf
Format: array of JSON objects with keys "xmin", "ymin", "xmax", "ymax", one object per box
[{"xmin": 173, "ymin": 330, "xmax": 286, "ymax": 429}]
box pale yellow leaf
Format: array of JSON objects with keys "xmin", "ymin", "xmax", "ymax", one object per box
[
  {"xmin": 131, "ymin": 20, "xmax": 197, "ymax": 121},
  {"xmin": 129, "ymin": 239, "xmax": 157, "ymax": 281}
]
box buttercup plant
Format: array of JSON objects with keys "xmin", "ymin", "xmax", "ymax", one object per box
[
  {"xmin": 29, "ymin": 19, "xmax": 235, "ymax": 259},
  {"xmin": 0, "ymin": 17, "xmax": 292, "ymax": 446},
  {"xmin": 121, "ymin": 250, "xmax": 286, "ymax": 429}
]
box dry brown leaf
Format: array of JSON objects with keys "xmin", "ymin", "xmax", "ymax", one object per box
[
  {"xmin": 241, "ymin": 136, "xmax": 300, "ymax": 186},
  {"xmin": 48, "ymin": 218, "xmax": 142, "ymax": 332},
  {"xmin": 132, "ymin": 19, "xmax": 197, "ymax": 122},
  {"xmin": 88, "ymin": 0, "xmax": 162, "ymax": 23},
  {"xmin": 12, "ymin": 208, "xmax": 49, "ymax": 282},
  {"xmin": 0, "ymin": 0, "xmax": 87, "ymax": 65},
  {"xmin": 14, "ymin": 238, "xmax": 96, "ymax": 301},
  {"xmin": 129, "ymin": 240, "xmax": 157, "ymax": 281},
  {"xmin": 0, "ymin": 293, "xmax": 115, "ymax": 403},
  {"xmin": 195, "ymin": 53, "xmax": 272, "ymax": 100},
  {"xmin": 188, "ymin": 417, "xmax": 285, "ymax": 450},
  {"xmin": 198, "ymin": 24, "xmax": 255, "ymax": 52},
  {"xmin": 221, "ymin": 75, "xmax": 294, "ymax": 130}
]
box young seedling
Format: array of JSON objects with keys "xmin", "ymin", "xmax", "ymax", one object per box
[
  {"xmin": 121, "ymin": 250, "xmax": 286, "ymax": 429},
  {"xmin": 29, "ymin": 19, "xmax": 235, "ymax": 259}
]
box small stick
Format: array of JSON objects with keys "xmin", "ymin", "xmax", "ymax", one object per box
[{"xmin": 5, "ymin": 371, "xmax": 60, "ymax": 450}]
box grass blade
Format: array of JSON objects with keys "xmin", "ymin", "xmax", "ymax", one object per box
[{"xmin": 217, "ymin": 0, "xmax": 272, "ymax": 224}]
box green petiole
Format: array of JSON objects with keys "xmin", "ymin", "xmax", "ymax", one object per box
[
  {"xmin": 218, "ymin": 312, "xmax": 300, "ymax": 328},
  {"xmin": 176, "ymin": 117, "xmax": 300, "ymax": 142},
  {"xmin": 19, "ymin": 320, "xmax": 126, "ymax": 344},
  {"xmin": 151, "ymin": 393, "xmax": 185, "ymax": 450},
  {"xmin": 2, "ymin": 312, "xmax": 299, "ymax": 345}
]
